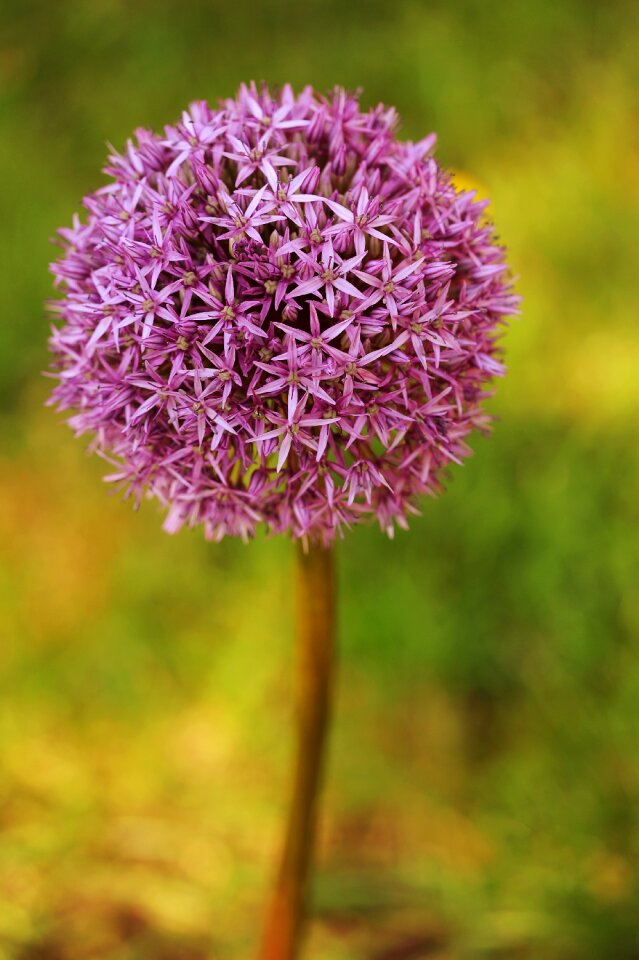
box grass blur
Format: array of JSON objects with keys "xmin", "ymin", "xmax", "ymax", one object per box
[{"xmin": 1, "ymin": 0, "xmax": 639, "ymax": 956}]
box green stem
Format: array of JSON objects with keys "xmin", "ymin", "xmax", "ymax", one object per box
[{"xmin": 258, "ymin": 542, "xmax": 336, "ymax": 960}]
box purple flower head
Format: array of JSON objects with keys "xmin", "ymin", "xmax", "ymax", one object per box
[{"xmin": 48, "ymin": 84, "xmax": 519, "ymax": 545}]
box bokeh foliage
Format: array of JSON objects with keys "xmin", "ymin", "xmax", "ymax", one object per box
[{"xmin": 1, "ymin": 0, "xmax": 639, "ymax": 957}]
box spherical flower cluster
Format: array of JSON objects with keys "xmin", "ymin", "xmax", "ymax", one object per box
[{"xmin": 48, "ymin": 84, "xmax": 518, "ymax": 544}]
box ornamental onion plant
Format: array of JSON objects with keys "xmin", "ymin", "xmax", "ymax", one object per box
[{"xmin": 48, "ymin": 83, "xmax": 518, "ymax": 960}]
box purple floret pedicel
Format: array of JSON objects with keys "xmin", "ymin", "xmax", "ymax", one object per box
[{"xmin": 48, "ymin": 84, "xmax": 518, "ymax": 545}]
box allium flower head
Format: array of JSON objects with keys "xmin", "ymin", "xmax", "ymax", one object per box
[{"xmin": 48, "ymin": 84, "xmax": 518, "ymax": 544}]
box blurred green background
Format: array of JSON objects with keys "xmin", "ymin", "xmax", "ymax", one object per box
[{"xmin": 1, "ymin": 1, "xmax": 639, "ymax": 957}]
